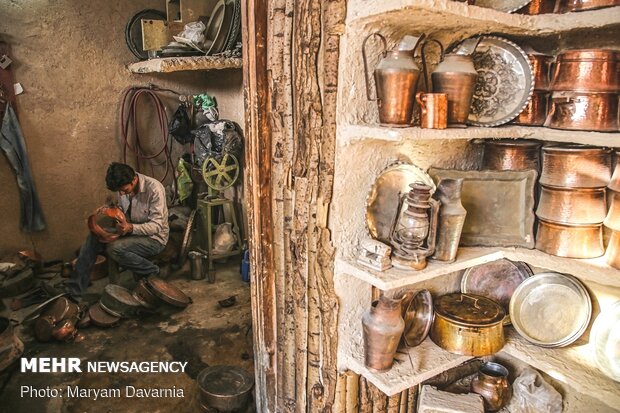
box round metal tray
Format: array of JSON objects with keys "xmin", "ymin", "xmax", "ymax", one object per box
[
  {"xmin": 509, "ymin": 272, "xmax": 591, "ymax": 347},
  {"xmin": 402, "ymin": 289, "xmax": 433, "ymax": 348}
]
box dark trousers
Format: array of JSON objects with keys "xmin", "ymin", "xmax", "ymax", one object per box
[{"xmin": 65, "ymin": 233, "xmax": 164, "ymax": 296}]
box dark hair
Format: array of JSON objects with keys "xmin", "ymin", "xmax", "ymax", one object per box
[{"xmin": 105, "ymin": 163, "xmax": 136, "ymax": 191}]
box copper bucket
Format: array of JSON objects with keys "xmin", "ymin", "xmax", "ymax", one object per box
[
  {"xmin": 536, "ymin": 219, "xmax": 604, "ymax": 258},
  {"xmin": 512, "ymin": 91, "xmax": 548, "ymax": 126},
  {"xmin": 537, "ymin": 186, "xmax": 607, "ymax": 225},
  {"xmin": 482, "ymin": 139, "xmax": 542, "ymax": 171},
  {"xmin": 550, "ymin": 49, "xmax": 620, "ymax": 93},
  {"xmin": 544, "ymin": 92, "xmax": 619, "ymax": 132},
  {"xmin": 605, "ymin": 229, "xmax": 620, "ymax": 269},
  {"xmin": 540, "ymin": 145, "xmax": 612, "ymax": 188}
]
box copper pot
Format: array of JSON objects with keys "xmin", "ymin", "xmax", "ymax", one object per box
[
  {"xmin": 550, "ymin": 49, "xmax": 620, "ymax": 93},
  {"xmin": 557, "ymin": 0, "xmax": 620, "ymax": 12},
  {"xmin": 609, "ymin": 152, "xmax": 620, "ymax": 192},
  {"xmin": 536, "ymin": 219, "xmax": 605, "ymax": 258},
  {"xmin": 604, "ymin": 190, "xmax": 620, "ymax": 230},
  {"xmin": 540, "ymin": 145, "xmax": 612, "ymax": 188},
  {"xmin": 545, "ymin": 91, "xmax": 619, "ymax": 132},
  {"xmin": 88, "ymin": 206, "xmax": 126, "ymax": 244},
  {"xmin": 517, "ymin": 0, "xmax": 558, "ymax": 13},
  {"xmin": 512, "ymin": 91, "xmax": 549, "ymax": 126},
  {"xmin": 482, "ymin": 139, "xmax": 542, "ymax": 171},
  {"xmin": 605, "ymin": 229, "xmax": 620, "ymax": 269},
  {"xmin": 470, "ymin": 362, "xmax": 512, "ymax": 412},
  {"xmin": 529, "ymin": 54, "xmax": 554, "ymax": 90},
  {"xmin": 430, "ymin": 293, "xmax": 505, "ymax": 356},
  {"xmin": 537, "ymin": 186, "xmax": 607, "ymax": 225}
]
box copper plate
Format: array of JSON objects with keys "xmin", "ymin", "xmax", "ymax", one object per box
[
  {"xmin": 537, "ymin": 186, "xmax": 607, "ymax": 225},
  {"xmin": 536, "ymin": 219, "xmax": 604, "ymax": 258},
  {"xmin": 540, "ymin": 145, "xmax": 612, "ymax": 188},
  {"xmin": 402, "ymin": 289, "xmax": 433, "ymax": 347},
  {"xmin": 461, "ymin": 259, "xmax": 532, "ymax": 315},
  {"xmin": 147, "ymin": 276, "xmax": 191, "ymax": 308},
  {"xmin": 510, "ymin": 272, "xmax": 591, "ymax": 347},
  {"xmin": 89, "ymin": 303, "xmax": 120, "ymax": 327}
]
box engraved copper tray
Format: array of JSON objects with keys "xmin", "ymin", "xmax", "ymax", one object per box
[
  {"xmin": 429, "ymin": 167, "xmax": 537, "ymax": 248},
  {"xmin": 366, "ymin": 163, "xmax": 435, "ymax": 243}
]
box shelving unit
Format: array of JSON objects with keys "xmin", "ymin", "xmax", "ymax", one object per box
[{"xmin": 127, "ymin": 55, "xmax": 242, "ymax": 73}]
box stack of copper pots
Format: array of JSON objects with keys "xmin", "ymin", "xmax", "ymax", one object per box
[
  {"xmin": 545, "ymin": 49, "xmax": 620, "ymax": 132},
  {"xmin": 604, "ymin": 153, "xmax": 620, "ymax": 269},
  {"xmin": 536, "ymin": 145, "xmax": 613, "ymax": 258},
  {"xmin": 513, "ymin": 53, "xmax": 553, "ymax": 126}
]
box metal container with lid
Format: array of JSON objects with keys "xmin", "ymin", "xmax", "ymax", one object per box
[
  {"xmin": 550, "ymin": 49, "xmax": 620, "ymax": 93},
  {"xmin": 430, "ymin": 293, "xmax": 505, "ymax": 356}
]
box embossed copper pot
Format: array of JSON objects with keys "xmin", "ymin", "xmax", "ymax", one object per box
[
  {"xmin": 517, "ymin": 0, "xmax": 558, "ymax": 14},
  {"xmin": 605, "ymin": 229, "xmax": 620, "ymax": 269},
  {"xmin": 540, "ymin": 145, "xmax": 612, "ymax": 188},
  {"xmin": 536, "ymin": 219, "xmax": 605, "ymax": 258},
  {"xmin": 557, "ymin": 0, "xmax": 620, "ymax": 12},
  {"xmin": 362, "ymin": 295, "xmax": 405, "ymax": 372},
  {"xmin": 482, "ymin": 139, "xmax": 542, "ymax": 171},
  {"xmin": 512, "ymin": 91, "xmax": 548, "ymax": 125},
  {"xmin": 550, "ymin": 49, "xmax": 620, "ymax": 93},
  {"xmin": 545, "ymin": 92, "xmax": 619, "ymax": 132},
  {"xmin": 471, "ymin": 362, "xmax": 512, "ymax": 412},
  {"xmin": 537, "ymin": 186, "xmax": 607, "ymax": 225}
]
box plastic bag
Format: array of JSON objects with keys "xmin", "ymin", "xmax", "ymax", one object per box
[
  {"xmin": 212, "ymin": 223, "xmax": 236, "ymax": 254},
  {"xmin": 504, "ymin": 368, "xmax": 562, "ymax": 413},
  {"xmin": 176, "ymin": 159, "xmax": 194, "ymax": 202},
  {"xmin": 177, "ymin": 21, "xmax": 206, "ymax": 46},
  {"xmin": 169, "ymin": 105, "xmax": 193, "ymax": 144}
]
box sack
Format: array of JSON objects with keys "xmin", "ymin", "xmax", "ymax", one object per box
[{"xmin": 169, "ymin": 105, "xmax": 193, "ymax": 144}]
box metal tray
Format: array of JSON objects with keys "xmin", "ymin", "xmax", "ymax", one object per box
[
  {"xmin": 205, "ymin": 0, "xmax": 234, "ymax": 55},
  {"xmin": 455, "ymin": 36, "xmax": 534, "ymax": 127},
  {"xmin": 366, "ymin": 163, "xmax": 435, "ymax": 243},
  {"xmin": 475, "ymin": 0, "xmax": 533, "ymax": 12},
  {"xmin": 402, "ymin": 289, "xmax": 433, "ymax": 348},
  {"xmin": 591, "ymin": 301, "xmax": 620, "ymax": 381},
  {"xmin": 509, "ymin": 272, "xmax": 591, "ymax": 347},
  {"xmin": 429, "ymin": 167, "xmax": 537, "ymax": 248}
]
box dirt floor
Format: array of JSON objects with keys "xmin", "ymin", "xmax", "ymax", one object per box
[{"xmin": 0, "ymin": 258, "xmax": 255, "ymax": 413}]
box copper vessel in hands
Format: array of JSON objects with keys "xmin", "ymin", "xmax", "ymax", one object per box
[
  {"xmin": 536, "ymin": 219, "xmax": 605, "ymax": 258},
  {"xmin": 557, "ymin": 0, "xmax": 620, "ymax": 12},
  {"xmin": 545, "ymin": 92, "xmax": 619, "ymax": 132},
  {"xmin": 540, "ymin": 145, "xmax": 612, "ymax": 188},
  {"xmin": 512, "ymin": 91, "xmax": 549, "ymax": 126},
  {"xmin": 482, "ymin": 139, "xmax": 542, "ymax": 171},
  {"xmin": 550, "ymin": 49, "xmax": 620, "ymax": 93},
  {"xmin": 537, "ymin": 186, "xmax": 607, "ymax": 225}
]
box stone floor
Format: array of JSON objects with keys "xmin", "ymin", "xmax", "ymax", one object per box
[{"xmin": 0, "ymin": 258, "xmax": 255, "ymax": 413}]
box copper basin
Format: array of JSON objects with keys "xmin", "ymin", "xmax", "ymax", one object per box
[
  {"xmin": 550, "ymin": 49, "xmax": 620, "ymax": 93},
  {"xmin": 536, "ymin": 219, "xmax": 604, "ymax": 258},
  {"xmin": 604, "ymin": 190, "xmax": 620, "ymax": 231},
  {"xmin": 537, "ymin": 186, "xmax": 607, "ymax": 225},
  {"xmin": 540, "ymin": 145, "xmax": 612, "ymax": 188},
  {"xmin": 606, "ymin": 229, "xmax": 620, "ymax": 269},
  {"xmin": 482, "ymin": 139, "xmax": 542, "ymax": 171},
  {"xmin": 512, "ymin": 91, "xmax": 549, "ymax": 126},
  {"xmin": 545, "ymin": 92, "xmax": 619, "ymax": 132},
  {"xmin": 557, "ymin": 0, "xmax": 620, "ymax": 12}
]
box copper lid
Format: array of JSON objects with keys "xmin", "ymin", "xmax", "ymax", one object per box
[
  {"xmin": 557, "ymin": 49, "xmax": 620, "ymax": 62},
  {"xmin": 147, "ymin": 276, "xmax": 191, "ymax": 308},
  {"xmin": 434, "ymin": 293, "xmax": 505, "ymax": 326}
]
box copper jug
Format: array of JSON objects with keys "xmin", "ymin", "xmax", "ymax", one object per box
[
  {"xmin": 362, "ymin": 294, "xmax": 405, "ymax": 372},
  {"xmin": 470, "ymin": 362, "xmax": 512, "ymax": 411},
  {"xmin": 432, "ymin": 178, "xmax": 467, "ymax": 262},
  {"xmin": 422, "ymin": 39, "xmax": 479, "ymax": 125},
  {"xmin": 363, "ymin": 33, "xmax": 425, "ymax": 126}
]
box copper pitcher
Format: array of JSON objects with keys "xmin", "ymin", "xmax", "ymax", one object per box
[
  {"xmin": 363, "ymin": 33, "xmax": 425, "ymax": 126},
  {"xmin": 471, "ymin": 362, "xmax": 511, "ymax": 412},
  {"xmin": 545, "ymin": 92, "xmax": 619, "ymax": 132},
  {"xmin": 422, "ymin": 39, "xmax": 479, "ymax": 125},
  {"xmin": 362, "ymin": 294, "xmax": 405, "ymax": 372}
]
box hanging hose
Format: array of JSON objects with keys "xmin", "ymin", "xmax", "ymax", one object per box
[{"xmin": 119, "ymin": 85, "xmax": 179, "ymax": 197}]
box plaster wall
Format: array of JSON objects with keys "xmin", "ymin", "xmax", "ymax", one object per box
[{"xmin": 0, "ymin": 0, "xmax": 243, "ymax": 259}]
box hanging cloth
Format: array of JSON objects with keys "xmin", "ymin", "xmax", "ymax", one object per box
[{"xmin": 0, "ymin": 103, "xmax": 46, "ymax": 232}]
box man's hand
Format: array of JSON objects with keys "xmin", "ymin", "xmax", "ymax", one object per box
[{"xmin": 116, "ymin": 220, "xmax": 133, "ymax": 236}]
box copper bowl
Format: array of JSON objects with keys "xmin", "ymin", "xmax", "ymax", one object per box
[
  {"xmin": 545, "ymin": 92, "xmax": 619, "ymax": 132},
  {"xmin": 87, "ymin": 206, "xmax": 126, "ymax": 244},
  {"xmin": 550, "ymin": 49, "xmax": 620, "ymax": 93},
  {"xmin": 517, "ymin": 0, "xmax": 558, "ymax": 14},
  {"xmin": 609, "ymin": 153, "xmax": 620, "ymax": 192},
  {"xmin": 482, "ymin": 139, "xmax": 542, "ymax": 171},
  {"xmin": 606, "ymin": 229, "xmax": 620, "ymax": 269},
  {"xmin": 540, "ymin": 145, "xmax": 612, "ymax": 188},
  {"xmin": 512, "ymin": 91, "xmax": 549, "ymax": 126},
  {"xmin": 536, "ymin": 219, "xmax": 605, "ymax": 258},
  {"xmin": 557, "ymin": 0, "xmax": 620, "ymax": 12},
  {"xmin": 604, "ymin": 190, "xmax": 620, "ymax": 230},
  {"xmin": 537, "ymin": 186, "xmax": 607, "ymax": 225}
]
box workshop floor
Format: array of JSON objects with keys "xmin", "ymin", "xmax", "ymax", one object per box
[{"xmin": 0, "ymin": 259, "xmax": 255, "ymax": 413}]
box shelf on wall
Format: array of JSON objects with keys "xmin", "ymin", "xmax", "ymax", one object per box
[
  {"xmin": 346, "ymin": 0, "xmax": 620, "ymax": 36},
  {"xmin": 127, "ymin": 56, "xmax": 242, "ymax": 74},
  {"xmin": 336, "ymin": 247, "xmax": 620, "ymax": 291},
  {"xmin": 338, "ymin": 124, "xmax": 620, "ymax": 147}
]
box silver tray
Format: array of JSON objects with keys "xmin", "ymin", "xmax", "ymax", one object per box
[
  {"xmin": 402, "ymin": 289, "xmax": 433, "ymax": 348},
  {"xmin": 475, "ymin": 0, "xmax": 532, "ymax": 12},
  {"xmin": 509, "ymin": 272, "xmax": 591, "ymax": 347},
  {"xmin": 459, "ymin": 36, "xmax": 534, "ymax": 127},
  {"xmin": 366, "ymin": 163, "xmax": 435, "ymax": 243},
  {"xmin": 591, "ymin": 301, "xmax": 620, "ymax": 381},
  {"xmin": 428, "ymin": 167, "xmax": 537, "ymax": 248}
]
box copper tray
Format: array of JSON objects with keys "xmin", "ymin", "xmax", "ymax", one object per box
[
  {"xmin": 147, "ymin": 276, "xmax": 191, "ymax": 308},
  {"xmin": 402, "ymin": 289, "xmax": 433, "ymax": 348},
  {"xmin": 537, "ymin": 186, "xmax": 607, "ymax": 225},
  {"xmin": 509, "ymin": 272, "xmax": 591, "ymax": 347},
  {"xmin": 461, "ymin": 259, "xmax": 532, "ymax": 318},
  {"xmin": 429, "ymin": 168, "xmax": 537, "ymax": 248},
  {"xmin": 540, "ymin": 145, "xmax": 612, "ymax": 188},
  {"xmin": 536, "ymin": 219, "xmax": 604, "ymax": 258}
]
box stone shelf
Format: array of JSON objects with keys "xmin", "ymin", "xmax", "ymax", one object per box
[
  {"xmin": 127, "ymin": 56, "xmax": 242, "ymax": 73},
  {"xmin": 346, "ymin": 0, "xmax": 620, "ymax": 36},
  {"xmin": 338, "ymin": 124, "xmax": 620, "ymax": 147},
  {"xmin": 501, "ymin": 329, "xmax": 620, "ymax": 410},
  {"xmin": 336, "ymin": 247, "xmax": 620, "ymax": 291}
]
